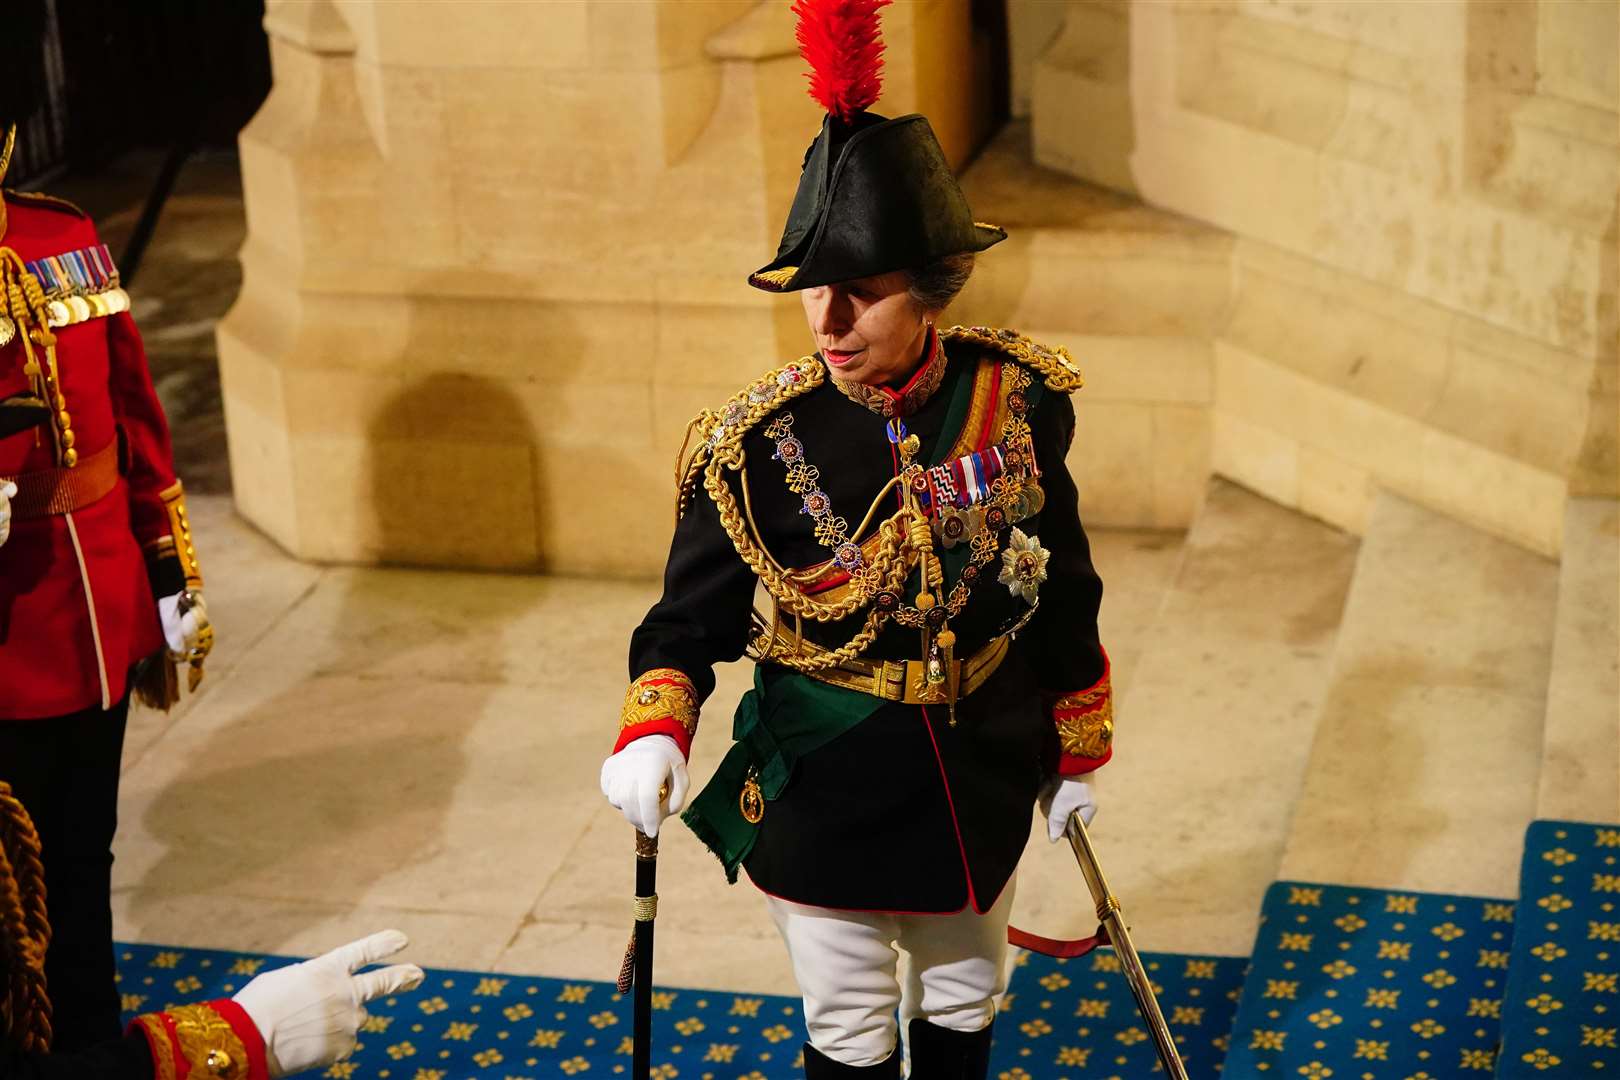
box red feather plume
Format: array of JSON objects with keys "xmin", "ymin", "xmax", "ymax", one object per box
[{"xmin": 792, "ymin": 0, "xmax": 892, "ymax": 123}]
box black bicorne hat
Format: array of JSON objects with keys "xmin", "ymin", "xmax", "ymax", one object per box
[{"xmin": 749, "ymin": 0, "xmax": 1004, "ymax": 293}]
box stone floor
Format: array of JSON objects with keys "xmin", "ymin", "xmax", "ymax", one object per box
[{"xmin": 111, "ymin": 492, "xmax": 1202, "ymax": 992}]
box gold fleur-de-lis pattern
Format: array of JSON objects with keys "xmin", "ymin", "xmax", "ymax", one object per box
[
  {"xmin": 1223, "ymin": 881, "xmax": 1510, "ymax": 1078},
  {"xmin": 990, "ymin": 947, "xmax": 1246, "ymax": 1079},
  {"xmin": 102, "ymin": 821, "xmax": 1618, "ymax": 1079},
  {"xmin": 1497, "ymin": 821, "xmax": 1620, "ymax": 1077},
  {"xmin": 111, "ymin": 939, "xmax": 1246, "ymax": 1080},
  {"xmin": 114, "ymin": 943, "xmax": 816, "ymax": 1079}
]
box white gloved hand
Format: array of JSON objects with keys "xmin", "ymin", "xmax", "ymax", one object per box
[
  {"xmin": 232, "ymin": 929, "xmax": 424, "ymax": 1078},
  {"xmin": 0, "ymin": 481, "xmax": 15, "ymax": 549},
  {"xmin": 1040, "ymin": 773, "xmax": 1100, "ymax": 843},
  {"xmin": 600, "ymin": 734, "xmax": 689, "ymax": 838},
  {"xmin": 157, "ymin": 590, "xmax": 204, "ymax": 654}
]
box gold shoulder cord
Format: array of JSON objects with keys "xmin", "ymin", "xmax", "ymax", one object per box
[
  {"xmin": 679, "ymin": 328, "xmax": 1077, "ymax": 678},
  {"xmin": 0, "ymin": 781, "xmax": 52, "ymax": 1054},
  {"xmin": 944, "ymin": 324, "xmax": 1085, "ymax": 393},
  {"xmin": 681, "ymin": 357, "xmax": 918, "ymax": 673}
]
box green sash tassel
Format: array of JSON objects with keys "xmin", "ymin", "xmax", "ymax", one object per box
[{"xmin": 682, "ymin": 665, "xmax": 884, "ymax": 882}]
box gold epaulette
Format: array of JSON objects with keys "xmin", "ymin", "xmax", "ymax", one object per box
[
  {"xmin": 2, "ymin": 189, "xmax": 89, "ymax": 219},
  {"xmin": 674, "ymin": 356, "xmax": 826, "ymax": 518},
  {"xmin": 944, "ymin": 324, "xmax": 1084, "ymax": 393}
]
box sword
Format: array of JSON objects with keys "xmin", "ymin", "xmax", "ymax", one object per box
[{"xmin": 1065, "ymin": 811, "xmax": 1190, "ymax": 1080}]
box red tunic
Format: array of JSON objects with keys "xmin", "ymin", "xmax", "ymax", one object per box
[{"xmin": 0, "ymin": 193, "xmax": 178, "ymax": 719}]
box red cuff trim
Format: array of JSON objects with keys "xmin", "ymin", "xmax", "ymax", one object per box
[
  {"xmin": 208, "ymin": 999, "xmax": 270, "ymax": 1080},
  {"xmin": 613, "ymin": 718, "xmax": 694, "ymax": 758},
  {"xmin": 128, "ymin": 1000, "xmax": 269, "ymax": 1080},
  {"xmin": 1057, "ymin": 747, "xmax": 1112, "ymax": 776},
  {"xmin": 130, "ymin": 1011, "xmax": 183, "ymax": 1080}
]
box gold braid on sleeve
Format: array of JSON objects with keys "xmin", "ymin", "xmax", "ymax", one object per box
[
  {"xmin": 136, "ymin": 481, "xmax": 213, "ymax": 708},
  {"xmin": 170, "ymin": 1002, "xmax": 252, "ymax": 1079},
  {"xmin": 622, "ymin": 669, "xmax": 701, "ymax": 736},
  {"xmin": 1054, "ymin": 678, "xmax": 1114, "ymax": 759},
  {"xmin": 152, "ymin": 481, "xmax": 203, "ymax": 589},
  {"xmin": 134, "ymin": 1014, "xmax": 179, "ymax": 1080}
]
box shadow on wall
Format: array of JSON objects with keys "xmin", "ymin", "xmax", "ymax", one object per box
[
  {"xmin": 356, "ymin": 373, "xmax": 542, "ymax": 570},
  {"xmin": 127, "ymin": 377, "xmax": 552, "ymax": 929}
]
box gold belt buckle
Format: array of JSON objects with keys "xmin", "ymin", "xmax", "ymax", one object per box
[
  {"xmin": 879, "ymin": 659, "xmax": 908, "ymax": 701},
  {"xmin": 905, "ymin": 661, "xmax": 951, "ymax": 705}
]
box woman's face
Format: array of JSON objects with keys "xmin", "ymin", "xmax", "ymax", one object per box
[{"xmin": 800, "ymin": 271, "xmax": 934, "ymax": 385}]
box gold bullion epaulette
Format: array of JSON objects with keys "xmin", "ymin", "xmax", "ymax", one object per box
[
  {"xmin": 675, "ymin": 356, "xmax": 828, "ymax": 517},
  {"xmin": 944, "ymin": 324, "xmax": 1083, "ymax": 394},
  {"xmin": 2, "ymin": 188, "xmax": 89, "ymax": 218}
]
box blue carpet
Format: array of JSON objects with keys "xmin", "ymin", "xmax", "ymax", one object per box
[
  {"xmin": 1496, "ymin": 820, "xmax": 1620, "ymax": 1077},
  {"xmin": 116, "ymin": 940, "xmax": 1244, "ymax": 1079},
  {"xmin": 989, "ymin": 948, "xmax": 1246, "ymax": 1079},
  {"xmin": 118, "ymin": 942, "xmax": 806, "ymax": 1079},
  {"xmin": 1221, "ymin": 881, "xmax": 1513, "ymax": 1079}
]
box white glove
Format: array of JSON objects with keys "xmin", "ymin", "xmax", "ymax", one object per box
[
  {"xmin": 0, "ymin": 481, "xmax": 15, "ymax": 549},
  {"xmin": 157, "ymin": 590, "xmax": 204, "ymax": 654},
  {"xmin": 600, "ymin": 734, "xmax": 689, "ymax": 838},
  {"xmin": 232, "ymin": 929, "xmax": 424, "ymax": 1077},
  {"xmin": 1040, "ymin": 773, "xmax": 1099, "ymax": 843}
]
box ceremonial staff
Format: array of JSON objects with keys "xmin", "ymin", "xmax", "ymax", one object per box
[
  {"xmin": 1066, "ymin": 811, "xmax": 1190, "ymax": 1080},
  {"xmin": 616, "ymin": 819, "xmax": 661, "ymax": 1080}
]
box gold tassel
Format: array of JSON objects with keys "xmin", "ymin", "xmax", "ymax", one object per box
[{"xmin": 616, "ymin": 932, "xmax": 636, "ymax": 995}]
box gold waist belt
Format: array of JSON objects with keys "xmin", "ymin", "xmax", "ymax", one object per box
[
  {"xmin": 2, "ymin": 439, "xmax": 119, "ymax": 519},
  {"xmin": 795, "ymin": 635, "xmax": 1011, "ymax": 706}
]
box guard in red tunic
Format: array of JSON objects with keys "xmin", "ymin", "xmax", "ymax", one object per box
[
  {"xmin": 0, "ymin": 73, "xmax": 213, "ymax": 1048},
  {"xmin": 599, "ymin": 3, "xmax": 1115, "ymax": 1076}
]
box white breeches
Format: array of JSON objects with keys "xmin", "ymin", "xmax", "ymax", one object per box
[{"xmin": 765, "ymin": 878, "xmax": 1015, "ymax": 1067}]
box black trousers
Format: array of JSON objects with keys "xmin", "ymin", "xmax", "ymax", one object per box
[{"xmin": 0, "ymin": 695, "xmax": 129, "ymax": 1053}]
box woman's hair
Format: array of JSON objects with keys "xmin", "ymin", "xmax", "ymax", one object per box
[{"xmin": 906, "ymin": 252, "xmax": 976, "ymax": 315}]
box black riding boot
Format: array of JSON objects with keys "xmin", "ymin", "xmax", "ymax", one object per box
[
  {"xmin": 803, "ymin": 1042, "xmax": 902, "ymax": 1078},
  {"xmin": 905, "ymin": 1017, "xmax": 995, "ymax": 1079}
]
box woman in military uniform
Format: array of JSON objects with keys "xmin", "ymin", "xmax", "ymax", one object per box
[{"xmin": 600, "ymin": 3, "xmax": 1115, "ymax": 1076}]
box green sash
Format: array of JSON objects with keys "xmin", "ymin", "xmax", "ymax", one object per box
[{"xmin": 682, "ymin": 665, "xmax": 885, "ymax": 881}]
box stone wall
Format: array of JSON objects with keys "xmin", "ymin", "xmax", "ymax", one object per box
[
  {"xmin": 219, "ymin": 0, "xmax": 995, "ymax": 574},
  {"xmin": 1027, "ymin": 0, "xmax": 1617, "ymax": 555},
  {"xmin": 222, "ymin": 0, "xmax": 1616, "ymax": 569}
]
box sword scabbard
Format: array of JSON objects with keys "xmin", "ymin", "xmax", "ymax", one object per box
[{"xmin": 1065, "ymin": 813, "xmax": 1190, "ymax": 1080}]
